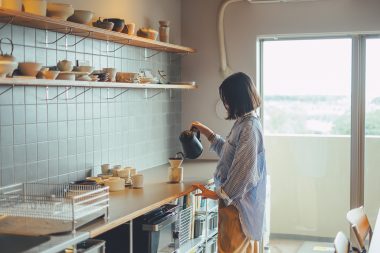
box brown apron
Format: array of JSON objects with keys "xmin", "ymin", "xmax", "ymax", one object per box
[{"xmin": 217, "ymin": 200, "xmax": 258, "ymax": 253}]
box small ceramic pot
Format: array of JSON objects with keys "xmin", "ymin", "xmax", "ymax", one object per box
[
  {"xmin": 137, "ymin": 28, "xmax": 158, "ymax": 40},
  {"xmin": 68, "ymin": 10, "xmax": 94, "ymax": 24},
  {"xmin": 116, "ymin": 72, "xmax": 138, "ymax": 83},
  {"xmin": 103, "ymin": 68, "xmax": 117, "ymax": 82},
  {"xmin": 57, "ymin": 60, "xmax": 73, "ymax": 71},
  {"xmin": 122, "ymin": 23, "xmax": 135, "ymax": 35},
  {"xmin": 18, "ymin": 62, "xmax": 42, "ymax": 76},
  {"xmin": 103, "ymin": 18, "xmax": 125, "ymax": 32},
  {"xmin": 2, "ymin": 0, "xmax": 22, "ymax": 11},
  {"xmin": 0, "ymin": 61, "xmax": 17, "ymax": 78},
  {"xmin": 92, "ymin": 19, "xmax": 114, "ymax": 31},
  {"xmin": 22, "ymin": 0, "xmax": 47, "ymax": 16},
  {"xmin": 46, "ymin": 2, "xmax": 74, "ymax": 21}
]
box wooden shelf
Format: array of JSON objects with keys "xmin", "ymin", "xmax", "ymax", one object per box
[
  {"xmin": 0, "ymin": 78, "xmax": 197, "ymax": 89},
  {"xmin": 0, "ymin": 8, "xmax": 195, "ymax": 54}
]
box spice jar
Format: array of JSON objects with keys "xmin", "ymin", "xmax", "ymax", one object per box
[{"xmin": 159, "ymin": 20, "xmax": 170, "ymax": 43}]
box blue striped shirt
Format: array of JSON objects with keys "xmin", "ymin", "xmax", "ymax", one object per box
[{"xmin": 211, "ymin": 113, "xmax": 267, "ymax": 240}]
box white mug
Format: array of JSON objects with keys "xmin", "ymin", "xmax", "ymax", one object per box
[
  {"xmin": 112, "ymin": 165, "xmax": 122, "ymax": 176},
  {"xmin": 101, "ymin": 164, "xmax": 110, "ymax": 174},
  {"xmin": 125, "ymin": 167, "xmax": 136, "ymax": 176},
  {"xmin": 117, "ymin": 168, "xmax": 130, "ymax": 178},
  {"xmin": 132, "ymin": 174, "xmax": 143, "ymax": 188}
]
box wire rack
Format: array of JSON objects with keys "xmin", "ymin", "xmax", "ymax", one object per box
[
  {"xmin": 0, "ymin": 183, "xmax": 109, "ymax": 234},
  {"xmin": 179, "ymin": 206, "xmax": 193, "ymax": 246}
]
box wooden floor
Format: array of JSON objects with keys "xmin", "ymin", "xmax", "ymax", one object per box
[{"xmin": 265, "ymin": 239, "xmax": 335, "ymax": 253}]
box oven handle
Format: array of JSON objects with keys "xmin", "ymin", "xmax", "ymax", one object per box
[{"xmin": 142, "ymin": 212, "xmax": 178, "ymax": 232}]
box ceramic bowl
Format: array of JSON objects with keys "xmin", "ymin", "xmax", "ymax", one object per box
[
  {"xmin": 76, "ymin": 75, "xmax": 92, "ymax": 81},
  {"xmin": 73, "ymin": 66, "xmax": 94, "ymax": 74},
  {"xmin": 57, "ymin": 60, "xmax": 73, "ymax": 72},
  {"xmin": 92, "ymin": 20, "xmax": 114, "ymax": 31},
  {"xmin": 46, "ymin": 3, "xmax": 74, "ymax": 20},
  {"xmin": 40, "ymin": 70, "xmax": 60, "ymax": 80},
  {"xmin": 0, "ymin": 61, "xmax": 17, "ymax": 78},
  {"xmin": 116, "ymin": 72, "xmax": 138, "ymax": 83},
  {"xmin": 18, "ymin": 62, "xmax": 42, "ymax": 77},
  {"xmin": 56, "ymin": 72, "xmax": 75, "ymax": 81},
  {"xmin": 103, "ymin": 68, "xmax": 117, "ymax": 82},
  {"xmin": 103, "ymin": 18, "xmax": 125, "ymax": 32},
  {"xmin": 68, "ymin": 10, "xmax": 93, "ymax": 24},
  {"xmin": 103, "ymin": 177, "xmax": 125, "ymax": 192},
  {"xmin": 137, "ymin": 28, "xmax": 159, "ymax": 40},
  {"xmin": 22, "ymin": 0, "xmax": 47, "ymax": 16}
]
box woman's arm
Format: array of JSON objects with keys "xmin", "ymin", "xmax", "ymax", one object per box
[
  {"xmin": 193, "ymin": 184, "xmax": 219, "ymax": 200},
  {"xmin": 192, "ymin": 121, "xmax": 225, "ymax": 157}
]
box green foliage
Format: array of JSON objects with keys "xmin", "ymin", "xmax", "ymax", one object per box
[{"xmin": 265, "ymin": 96, "xmax": 380, "ymax": 136}]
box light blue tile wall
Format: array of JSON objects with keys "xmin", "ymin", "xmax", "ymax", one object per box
[{"xmin": 0, "ymin": 24, "xmax": 182, "ymax": 186}]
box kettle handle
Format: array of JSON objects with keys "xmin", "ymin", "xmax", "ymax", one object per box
[
  {"xmin": 190, "ymin": 126, "xmax": 201, "ymax": 141},
  {"xmin": 0, "ymin": 38, "xmax": 14, "ymax": 56}
]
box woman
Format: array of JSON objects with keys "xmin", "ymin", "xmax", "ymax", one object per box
[{"xmin": 192, "ymin": 72, "xmax": 267, "ymax": 253}]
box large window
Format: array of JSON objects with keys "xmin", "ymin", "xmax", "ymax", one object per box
[
  {"xmin": 261, "ymin": 38, "xmax": 352, "ymax": 241},
  {"xmin": 263, "ymin": 39, "xmax": 352, "ymax": 135}
]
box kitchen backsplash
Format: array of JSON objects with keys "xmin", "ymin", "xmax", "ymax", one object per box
[{"xmin": 0, "ymin": 23, "xmax": 182, "ymax": 186}]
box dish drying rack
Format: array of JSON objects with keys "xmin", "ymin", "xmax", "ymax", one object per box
[{"xmin": 0, "ymin": 183, "xmax": 109, "ymax": 235}]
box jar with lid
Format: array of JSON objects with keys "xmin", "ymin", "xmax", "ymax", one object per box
[{"xmin": 159, "ymin": 20, "xmax": 170, "ymax": 43}]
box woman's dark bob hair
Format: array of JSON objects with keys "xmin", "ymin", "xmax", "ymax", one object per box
[{"xmin": 219, "ymin": 72, "xmax": 261, "ymax": 120}]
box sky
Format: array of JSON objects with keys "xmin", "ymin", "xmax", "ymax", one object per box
[{"xmin": 263, "ymin": 38, "xmax": 353, "ymax": 97}]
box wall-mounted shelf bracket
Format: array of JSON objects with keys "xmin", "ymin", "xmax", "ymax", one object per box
[
  {"xmin": 145, "ymin": 49, "xmax": 162, "ymax": 59},
  {"xmin": 0, "ymin": 16, "xmax": 14, "ymax": 31},
  {"xmin": 0, "ymin": 85, "xmax": 13, "ymax": 96},
  {"xmin": 43, "ymin": 86, "xmax": 71, "ymax": 101},
  {"xmin": 66, "ymin": 87, "xmax": 91, "ymax": 100},
  {"xmin": 67, "ymin": 31, "xmax": 92, "ymax": 47},
  {"xmin": 103, "ymin": 39, "xmax": 131, "ymax": 53},
  {"xmin": 144, "ymin": 89, "xmax": 163, "ymax": 99},
  {"xmin": 107, "ymin": 88, "xmax": 129, "ymax": 99},
  {"xmin": 41, "ymin": 27, "xmax": 73, "ymax": 45}
]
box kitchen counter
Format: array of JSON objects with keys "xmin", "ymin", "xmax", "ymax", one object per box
[
  {"xmin": 0, "ymin": 160, "xmax": 217, "ymax": 253},
  {"xmin": 80, "ymin": 160, "xmax": 217, "ymax": 237}
]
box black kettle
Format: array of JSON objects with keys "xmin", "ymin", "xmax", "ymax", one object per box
[{"xmin": 179, "ymin": 127, "xmax": 203, "ymax": 159}]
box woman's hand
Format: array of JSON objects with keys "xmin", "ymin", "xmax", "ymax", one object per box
[
  {"xmin": 193, "ymin": 183, "xmax": 219, "ymax": 200},
  {"xmin": 191, "ymin": 121, "xmax": 214, "ymax": 139}
]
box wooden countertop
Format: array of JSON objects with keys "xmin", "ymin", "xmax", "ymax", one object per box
[{"xmin": 80, "ymin": 160, "xmax": 217, "ymax": 237}]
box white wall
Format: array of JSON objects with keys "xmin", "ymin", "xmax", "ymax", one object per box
[
  {"xmin": 181, "ymin": 0, "xmax": 380, "ymax": 158},
  {"xmin": 49, "ymin": 0, "xmax": 182, "ymax": 44}
]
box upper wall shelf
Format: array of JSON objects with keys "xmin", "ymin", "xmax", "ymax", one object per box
[
  {"xmin": 0, "ymin": 78, "xmax": 197, "ymax": 89},
  {"xmin": 0, "ymin": 8, "xmax": 195, "ymax": 54}
]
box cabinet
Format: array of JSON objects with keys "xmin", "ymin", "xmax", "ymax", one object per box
[{"xmin": 174, "ymin": 185, "xmax": 218, "ymax": 253}]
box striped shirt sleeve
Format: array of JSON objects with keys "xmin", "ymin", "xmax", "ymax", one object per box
[
  {"xmin": 210, "ymin": 134, "xmax": 225, "ymax": 158},
  {"xmin": 216, "ymin": 123, "xmax": 260, "ymax": 206}
]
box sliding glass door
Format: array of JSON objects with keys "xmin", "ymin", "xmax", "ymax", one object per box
[{"xmin": 261, "ymin": 38, "xmax": 352, "ymax": 240}]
